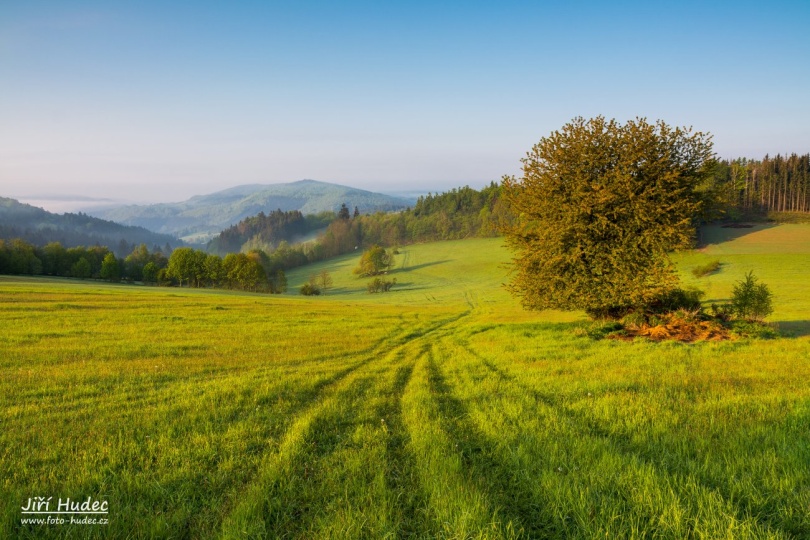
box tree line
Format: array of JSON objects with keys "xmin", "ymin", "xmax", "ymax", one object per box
[
  {"xmin": 207, "ymin": 209, "xmax": 334, "ymax": 255},
  {"xmin": 213, "ymin": 183, "xmax": 513, "ymax": 277},
  {"xmin": 709, "ymin": 153, "xmax": 810, "ymax": 217},
  {"xmin": 0, "ymin": 240, "xmax": 168, "ymax": 280},
  {"xmin": 165, "ymin": 247, "xmax": 287, "ymax": 293},
  {"xmin": 0, "ymin": 240, "xmax": 286, "ymax": 293},
  {"xmin": 205, "ymin": 153, "xmax": 809, "ymax": 275}
]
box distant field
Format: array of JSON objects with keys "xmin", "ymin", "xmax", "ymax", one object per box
[
  {"xmin": 2, "ymin": 227, "xmax": 809, "ymax": 538},
  {"xmin": 677, "ymin": 223, "xmax": 810, "ymax": 335}
]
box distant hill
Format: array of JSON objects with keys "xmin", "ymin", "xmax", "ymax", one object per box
[
  {"xmin": 0, "ymin": 197, "xmax": 182, "ymax": 255},
  {"xmin": 86, "ymin": 180, "xmax": 415, "ymax": 242}
]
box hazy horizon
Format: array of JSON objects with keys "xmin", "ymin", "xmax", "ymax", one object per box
[
  {"xmin": 2, "ymin": 1, "xmax": 809, "ymax": 209},
  {"xmin": 6, "ymin": 178, "xmax": 450, "ymax": 214}
]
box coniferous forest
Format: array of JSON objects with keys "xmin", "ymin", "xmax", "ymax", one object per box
[{"xmin": 711, "ymin": 154, "xmax": 810, "ymax": 215}]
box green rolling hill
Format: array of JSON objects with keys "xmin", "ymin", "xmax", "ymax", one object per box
[
  {"xmin": 0, "ymin": 196, "xmax": 181, "ymax": 254},
  {"xmin": 87, "ymin": 180, "xmax": 414, "ymax": 243}
]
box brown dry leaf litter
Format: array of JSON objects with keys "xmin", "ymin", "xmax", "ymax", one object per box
[{"xmin": 609, "ymin": 317, "xmax": 732, "ymax": 343}]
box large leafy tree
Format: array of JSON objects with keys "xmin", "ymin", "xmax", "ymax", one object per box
[
  {"xmin": 353, "ymin": 245, "xmax": 393, "ymax": 277},
  {"xmin": 502, "ymin": 116, "xmax": 713, "ymax": 318},
  {"xmin": 167, "ymin": 247, "xmax": 205, "ymax": 287},
  {"xmin": 99, "ymin": 252, "xmax": 121, "ymax": 282}
]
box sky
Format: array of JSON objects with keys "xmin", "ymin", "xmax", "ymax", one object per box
[{"xmin": 1, "ymin": 0, "xmax": 809, "ymax": 209}]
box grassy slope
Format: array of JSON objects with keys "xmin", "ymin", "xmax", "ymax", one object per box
[
  {"xmin": 676, "ymin": 224, "xmax": 810, "ymax": 333},
  {"xmin": 1, "ymin": 227, "xmax": 809, "ymax": 539}
]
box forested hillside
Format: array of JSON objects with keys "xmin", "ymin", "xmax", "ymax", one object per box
[
  {"xmin": 207, "ymin": 209, "xmax": 334, "ymax": 255},
  {"xmin": 0, "ymin": 197, "xmax": 181, "ymax": 255},
  {"xmin": 203, "ymin": 183, "xmax": 512, "ymax": 272},
  {"xmin": 199, "ymin": 151, "xmax": 810, "ymax": 281},
  {"xmin": 88, "ymin": 180, "xmax": 413, "ymax": 242},
  {"xmin": 204, "ymin": 183, "xmax": 510, "ymax": 257},
  {"xmin": 4, "ymin": 152, "xmax": 807, "ymax": 291}
]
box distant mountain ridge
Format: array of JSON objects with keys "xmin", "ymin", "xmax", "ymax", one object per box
[
  {"xmin": 86, "ymin": 180, "xmax": 414, "ymax": 242},
  {"xmin": 0, "ymin": 197, "xmax": 182, "ymax": 254}
]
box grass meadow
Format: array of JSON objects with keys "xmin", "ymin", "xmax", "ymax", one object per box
[{"xmin": 1, "ymin": 225, "xmax": 809, "ymax": 538}]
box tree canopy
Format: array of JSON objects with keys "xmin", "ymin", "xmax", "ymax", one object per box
[
  {"xmin": 502, "ymin": 116, "xmax": 714, "ymax": 318},
  {"xmin": 353, "ymin": 245, "xmax": 393, "ymax": 277}
]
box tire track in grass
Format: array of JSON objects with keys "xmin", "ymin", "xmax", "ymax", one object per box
[
  {"xmin": 372, "ymin": 358, "xmax": 428, "ymax": 538},
  {"xmin": 219, "ymin": 312, "xmax": 468, "ymax": 538},
  {"xmin": 276, "ymin": 314, "xmax": 476, "ymax": 539},
  {"xmin": 423, "ymin": 341, "xmax": 564, "ymax": 539},
  {"xmin": 300, "ymin": 346, "xmax": 421, "ymax": 539},
  {"xmin": 400, "ymin": 341, "xmax": 518, "ymax": 539},
  {"xmin": 8, "ymin": 316, "xmax": 440, "ymax": 540},
  {"xmin": 438, "ymin": 340, "xmax": 678, "ymax": 538},
  {"xmin": 4, "ymin": 316, "xmax": 410, "ymax": 437},
  {"xmin": 450, "ymin": 338, "xmax": 792, "ymax": 539},
  {"xmin": 303, "ymin": 314, "xmax": 483, "ymax": 539},
  {"xmin": 474, "ymin": 346, "xmax": 802, "ymax": 538},
  {"xmin": 218, "ymin": 364, "xmax": 381, "ymax": 538},
  {"xmin": 32, "ymin": 358, "xmax": 382, "ymax": 540},
  {"xmin": 11, "ymin": 313, "xmax": 445, "ymax": 540}
]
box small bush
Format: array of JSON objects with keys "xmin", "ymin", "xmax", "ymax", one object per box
[
  {"xmin": 692, "ymin": 260, "xmax": 721, "ymax": 278},
  {"xmin": 730, "ymin": 320, "xmax": 779, "ymax": 339},
  {"xmin": 621, "ymin": 311, "xmax": 647, "ymax": 329},
  {"xmin": 299, "ymin": 283, "xmax": 321, "ymax": 296},
  {"xmin": 731, "ymin": 271, "xmax": 773, "ymax": 321},
  {"xmin": 673, "ymin": 307, "xmax": 704, "ymax": 323},
  {"xmin": 710, "ymin": 302, "xmax": 733, "ymax": 322},
  {"xmin": 367, "ymin": 277, "xmax": 397, "ymax": 293},
  {"xmin": 651, "ymin": 287, "xmax": 704, "ymax": 313},
  {"xmin": 585, "ymin": 321, "xmax": 624, "ymax": 340}
]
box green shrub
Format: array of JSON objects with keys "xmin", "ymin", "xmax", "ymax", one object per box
[
  {"xmin": 650, "ymin": 287, "xmax": 704, "ymax": 313},
  {"xmin": 692, "ymin": 260, "xmax": 721, "ymax": 278},
  {"xmin": 585, "ymin": 321, "xmax": 625, "ymax": 340},
  {"xmin": 731, "ymin": 271, "xmax": 773, "ymax": 321},
  {"xmin": 647, "ymin": 314, "xmax": 664, "ymax": 327},
  {"xmin": 671, "ymin": 307, "xmax": 702, "ymax": 323},
  {"xmin": 730, "ymin": 320, "xmax": 779, "ymax": 339},
  {"xmin": 299, "ymin": 283, "xmax": 321, "ymax": 296},
  {"xmin": 367, "ymin": 277, "xmax": 397, "ymax": 293},
  {"xmin": 710, "ymin": 302, "xmax": 733, "ymax": 322},
  {"xmin": 621, "ymin": 311, "xmax": 647, "ymax": 328}
]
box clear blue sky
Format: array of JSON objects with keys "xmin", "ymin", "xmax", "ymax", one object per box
[{"xmin": 2, "ymin": 0, "xmax": 809, "ymax": 206}]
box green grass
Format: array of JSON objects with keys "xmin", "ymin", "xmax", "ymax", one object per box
[
  {"xmin": 677, "ymin": 224, "xmax": 810, "ymax": 335},
  {"xmin": 284, "ymin": 239, "xmax": 520, "ymax": 308},
  {"xmin": 2, "ymin": 228, "xmax": 809, "ymax": 538}
]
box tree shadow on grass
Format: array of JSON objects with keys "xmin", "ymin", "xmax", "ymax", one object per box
[
  {"xmin": 323, "ymin": 287, "xmax": 352, "ymax": 294},
  {"xmin": 684, "ymin": 311, "xmax": 810, "ymax": 339},
  {"xmin": 388, "ymin": 282, "xmax": 424, "ymax": 290},
  {"xmin": 458, "ymin": 343, "xmax": 805, "ymax": 538},
  {"xmin": 774, "ymin": 320, "xmax": 810, "ymax": 338},
  {"xmin": 423, "ymin": 355, "xmax": 565, "ymax": 537},
  {"xmin": 392, "ymin": 260, "xmax": 452, "ymax": 273},
  {"xmin": 695, "ymin": 222, "xmax": 779, "ymax": 249}
]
